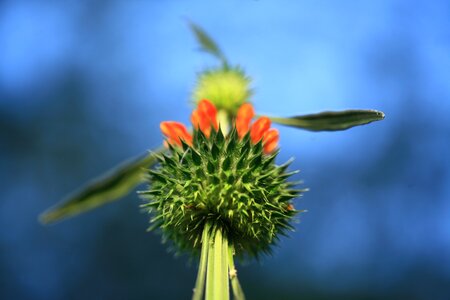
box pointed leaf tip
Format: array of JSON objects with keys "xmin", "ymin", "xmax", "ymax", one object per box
[
  {"xmin": 268, "ymin": 109, "xmax": 385, "ymax": 131},
  {"xmin": 187, "ymin": 21, "xmax": 229, "ymax": 68}
]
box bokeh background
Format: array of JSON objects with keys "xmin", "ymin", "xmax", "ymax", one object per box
[{"xmin": 1, "ymin": 1, "xmax": 449, "ymax": 299}]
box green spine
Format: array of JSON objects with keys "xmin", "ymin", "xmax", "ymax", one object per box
[{"xmin": 140, "ymin": 127, "xmax": 304, "ymax": 258}]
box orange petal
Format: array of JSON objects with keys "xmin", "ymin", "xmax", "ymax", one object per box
[
  {"xmin": 191, "ymin": 99, "xmax": 218, "ymax": 138},
  {"xmin": 160, "ymin": 121, "xmax": 192, "ymax": 147},
  {"xmin": 172, "ymin": 122, "xmax": 193, "ymax": 145},
  {"xmin": 191, "ymin": 110, "xmax": 200, "ymax": 129},
  {"xmin": 250, "ymin": 116, "xmax": 271, "ymax": 143},
  {"xmin": 192, "ymin": 108, "xmax": 212, "ymax": 136},
  {"xmin": 236, "ymin": 118, "xmax": 250, "ymax": 139},
  {"xmin": 237, "ymin": 103, "xmax": 254, "ymax": 120},
  {"xmin": 198, "ymin": 99, "xmax": 218, "ymax": 129},
  {"xmin": 191, "ymin": 109, "xmax": 211, "ymax": 137},
  {"xmin": 200, "ymin": 110, "xmax": 213, "ymax": 137},
  {"xmin": 160, "ymin": 121, "xmax": 179, "ymax": 146},
  {"xmin": 262, "ymin": 128, "xmax": 279, "ymax": 154},
  {"xmin": 160, "ymin": 121, "xmax": 174, "ymax": 139},
  {"xmin": 236, "ymin": 103, "xmax": 255, "ymax": 138}
]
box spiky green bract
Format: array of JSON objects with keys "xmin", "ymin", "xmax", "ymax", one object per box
[
  {"xmin": 140, "ymin": 128, "xmax": 303, "ymax": 258},
  {"xmin": 192, "ymin": 67, "xmax": 252, "ymax": 115}
]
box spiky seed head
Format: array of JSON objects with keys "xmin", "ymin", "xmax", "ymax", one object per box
[
  {"xmin": 192, "ymin": 68, "xmax": 252, "ymax": 115},
  {"xmin": 140, "ymin": 127, "xmax": 303, "ymax": 258}
]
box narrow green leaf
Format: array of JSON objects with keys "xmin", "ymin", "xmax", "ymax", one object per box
[
  {"xmin": 211, "ymin": 144, "xmax": 220, "ymax": 160},
  {"xmin": 39, "ymin": 148, "xmax": 165, "ymax": 224},
  {"xmin": 226, "ymin": 132, "xmax": 237, "ymax": 153},
  {"xmin": 222, "ymin": 156, "xmax": 232, "ymax": 171},
  {"xmin": 181, "ymin": 139, "xmax": 191, "ymax": 152},
  {"xmin": 191, "ymin": 149, "xmax": 202, "ymax": 166},
  {"xmin": 149, "ymin": 171, "xmax": 168, "ymax": 184},
  {"xmin": 236, "ymin": 155, "xmax": 247, "ymax": 170},
  {"xmin": 249, "ymin": 154, "xmax": 262, "ymax": 170},
  {"xmin": 267, "ymin": 109, "xmax": 385, "ymax": 131},
  {"xmin": 188, "ymin": 21, "xmax": 229, "ymax": 68},
  {"xmin": 207, "ymin": 160, "xmax": 215, "ymax": 173},
  {"xmin": 215, "ymin": 126, "xmax": 225, "ymax": 146}
]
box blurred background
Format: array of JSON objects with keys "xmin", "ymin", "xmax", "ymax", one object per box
[{"xmin": 1, "ymin": 1, "xmax": 449, "ymax": 299}]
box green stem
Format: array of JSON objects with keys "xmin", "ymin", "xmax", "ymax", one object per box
[
  {"xmin": 192, "ymin": 223, "xmax": 211, "ymax": 300},
  {"xmin": 193, "ymin": 224, "xmax": 245, "ymax": 300},
  {"xmin": 222, "ymin": 232, "xmax": 230, "ymax": 298},
  {"xmin": 205, "ymin": 225, "xmax": 229, "ymax": 300},
  {"xmin": 228, "ymin": 245, "xmax": 246, "ymax": 300}
]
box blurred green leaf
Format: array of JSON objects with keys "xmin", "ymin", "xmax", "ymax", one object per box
[
  {"xmin": 268, "ymin": 109, "xmax": 385, "ymax": 131},
  {"xmin": 39, "ymin": 148, "xmax": 164, "ymax": 224},
  {"xmin": 188, "ymin": 21, "xmax": 229, "ymax": 68}
]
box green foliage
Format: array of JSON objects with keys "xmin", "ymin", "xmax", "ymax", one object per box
[
  {"xmin": 188, "ymin": 21, "xmax": 229, "ymax": 68},
  {"xmin": 268, "ymin": 109, "xmax": 385, "ymax": 131},
  {"xmin": 40, "ymin": 150, "xmax": 163, "ymax": 224},
  {"xmin": 140, "ymin": 128, "xmax": 303, "ymax": 258}
]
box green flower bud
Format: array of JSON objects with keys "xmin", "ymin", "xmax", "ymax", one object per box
[{"xmin": 192, "ymin": 68, "xmax": 252, "ymax": 115}]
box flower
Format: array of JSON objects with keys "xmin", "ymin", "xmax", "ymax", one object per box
[
  {"xmin": 160, "ymin": 121, "xmax": 193, "ymax": 147},
  {"xmin": 191, "ymin": 99, "xmax": 219, "ymax": 138},
  {"xmin": 143, "ymin": 99, "xmax": 300, "ymax": 258}
]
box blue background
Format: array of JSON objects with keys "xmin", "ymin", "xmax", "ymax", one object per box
[{"xmin": 1, "ymin": 1, "xmax": 449, "ymax": 299}]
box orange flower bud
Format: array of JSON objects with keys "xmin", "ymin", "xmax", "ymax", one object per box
[
  {"xmin": 250, "ymin": 116, "xmax": 271, "ymax": 144},
  {"xmin": 198, "ymin": 99, "xmax": 218, "ymax": 128},
  {"xmin": 160, "ymin": 121, "xmax": 193, "ymax": 147},
  {"xmin": 236, "ymin": 103, "xmax": 255, "ymax": 138},
  {"xmin": 191, "ymin": 99, "xmax": 218, "ymax": 137},
  {"xmin": 262, "ymin": 128, "xmax": 279, "ymax": 154},
  {"xmin": 191, "ymin": 110, "xmax": 201, "ymax": 129}
]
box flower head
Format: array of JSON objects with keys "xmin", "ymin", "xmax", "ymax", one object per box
[{"xmin": 143, "ymin": 100, "xmax": 301, "ymax": 257}]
